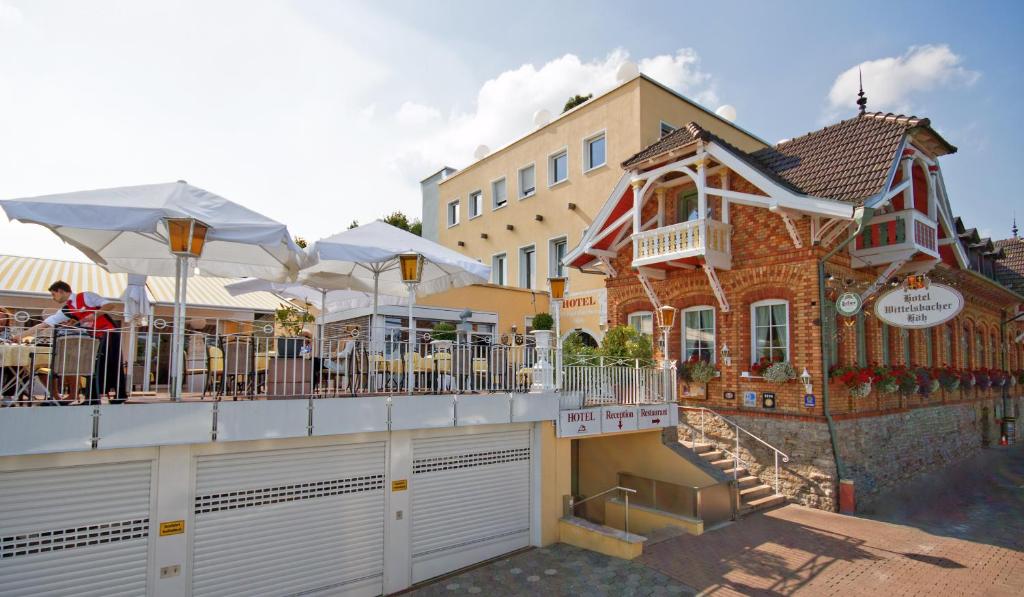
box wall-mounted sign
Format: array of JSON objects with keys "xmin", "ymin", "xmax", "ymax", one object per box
[
  {"xmin": 601, "ymin": 406, "xmax": 639, "ymax": 433},
  {"xmin": 159, "ymin": 520, "xmax": 185, "ymax": 537},
  {"xmin": 874, "ymin": 282, "xmax": 963, "ymax": 329},
  {"xmin": 835, "ymin": 292, "xmax": 862, "ymax": 317},
  {"xmin": 762, "ymin": 392, "xmax": 776, "ymax": 409},
  {"xmin": 637, "ymin": 404, "xmax": 676, "ymax": 430},
  {"xmin": 743, "ymin": 391, "xmax": 757, "ymax": 407},
  {"xmin": 723, "ymin": 391, "xmax": 736, "ymax": 400},
  {"xmin": 559, "ymin": 408, "xmax": 601, "ymax": 437},
  {"xmin": 804, "ymin": 394, "xmax": 816, "ymax": 408},
  {"xmin": 391, "ymin": 479, "xmax": 408, "ymax": 492}
]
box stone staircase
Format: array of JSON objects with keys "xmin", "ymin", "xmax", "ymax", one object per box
[{"xmin": 682, "ymin": 439, "xmax": 786, "ymax": 514}]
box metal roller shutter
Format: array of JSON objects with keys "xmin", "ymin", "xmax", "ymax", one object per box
[
  {"xmin": 411, "ymin": 429, "xmax": 531, "ymax": 583},
  {"xmin": 191, "ymin": 443, "xmax": 386, "ymax": 597},
  {"xmin": 0, "ymin": 461, "xmax": 153, "ymax": 597}
]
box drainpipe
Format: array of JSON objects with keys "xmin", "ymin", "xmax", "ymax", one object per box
[{"xmin": 817, "ymin": 206, "xmax": 873, "ymax": 489}]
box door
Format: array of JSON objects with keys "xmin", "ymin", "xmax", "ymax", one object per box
[
  {"xmin": 410, "ymin": 429, "xmax": 532, "ymax": 583},
  {"xmin": 191, "ymin": 442, "xmax": 386, "ymax": 597},
  {"xmin": 0, "ymin": 461, "xmax": 153, "ymax": 596}
]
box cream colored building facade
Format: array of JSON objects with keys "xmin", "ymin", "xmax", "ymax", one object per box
[{"xmin": 430, "ymin": 75, "xmax": 767, "ymax": 342}]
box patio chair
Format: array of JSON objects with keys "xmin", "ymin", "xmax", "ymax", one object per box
[
  {"xmin": 220, "ymin": 339, "xmax": 254, "ymax": 400},
  {"xmin": 51, "ymin": 335, "xmax": 99, "ymax": 403},
  {"xmin": 203, "ymin": 345, "xmax": 224, "ymax": 399}
]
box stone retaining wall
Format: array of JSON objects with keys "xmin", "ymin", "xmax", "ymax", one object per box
[{"xmin": 679, "ymin": 394, "xmax": 1023, "ymax": 512}]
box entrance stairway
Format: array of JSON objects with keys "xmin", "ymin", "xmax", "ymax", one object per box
[{"xmin": 677, "ymin": 406, "xmax": 789, "ymax": 516}]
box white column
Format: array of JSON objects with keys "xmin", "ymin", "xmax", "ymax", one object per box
[
  {"xmin": 901, "ymin": 157, "xmax": 912, "ymax": 210},
  {"xmin": 631, "ymin": 179, "xmax": 645, "ymax": 234},
  {"xmin": 383, "ymin": 430, "xmax": 413, "ymax": 594},
  {"xmin": 152, "ymin": 445, "xmax": 190, "ymax": 596},
  {"xmin": 721, "ymin": 168, "xmax": 730, "ymax": 224},
  {"xmin": 407, "ymin": 284, "xmax": 416, "ymax": 394}
]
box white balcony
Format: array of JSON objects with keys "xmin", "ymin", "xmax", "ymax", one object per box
[
  {"xmin": 631, "ymin": 218, "xmax": 732, "ymax": 270},
  {"xmin": 850, "ymin": 209, "xmax": 939, "ymax": 267}
]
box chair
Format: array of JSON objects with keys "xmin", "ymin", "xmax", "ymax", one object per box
[
  {"xmin": 51, "ymin": 335, "xmax": 99, "ymax": 403},
  {"xmin": 221, "ymin": 339, "xmax": 254, "ymax": 399},
  {"xmin": 203, "ymin": 345, "xmax": 224, "ymax": 398}
]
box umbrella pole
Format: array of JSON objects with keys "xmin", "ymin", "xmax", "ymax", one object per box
[
  {"xmin": 371, "ymin": 270, "xmax": 380, "ymax": 392},
  {"xmin": 171, "ymin": 255, "xmax": 189, "ymax": 400},
  {"xmin": 169, "ymin": 256, "xmax": 182, "ymax": 399},
  {"xmin": 407, "ymin": 284, "xmax": 415, "ymax": 394},
  {"xmin": 143, "ymin": 314, "xmax": 154, "ymax": 393},
  {"xmin": 319, "ymin": 287, "xmax": 326, "ymax": 393}
]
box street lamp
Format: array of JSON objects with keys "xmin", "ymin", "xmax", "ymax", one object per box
[
  {"xmin": 399, "ymin": 253, "xmax": 424, "ymax": 394},
  {"xmin": 549, "ymin": 276, "xmax": 567, "ymax": 389},
  {"xmin": 163, "ymin": 217, "xmax": 209, "ymax": 399},
  {"xmin": 658, "ymin": 305, "xmax": 677, "ymax": 364}
]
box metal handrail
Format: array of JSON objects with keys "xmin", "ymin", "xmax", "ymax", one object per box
[
  {"xmin": 569, "ymin": 486, "xmax": 638, "ymax": 535},
  {"xmin": 679, "ymin": 405, "xmax": 790, "ymax": 495}
]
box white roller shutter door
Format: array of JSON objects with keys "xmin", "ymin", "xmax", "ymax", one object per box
[
  {"xmin": 411, "ymin": 429, "xmax": 531, "ymax": 583},
  {"xmin": 191, "ymin": 442, "xmax": 386, "ymax": 597},
  {"xmin": 0, "ymin": 461, "xmax": 153, "ymax": 597}
]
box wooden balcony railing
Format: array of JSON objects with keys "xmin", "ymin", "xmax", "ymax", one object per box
[
  {"xmin": 851, "ymin": 209, "xmax": 938, "ymax": 266},
  {"xmin": 631, "ymin": 218, "xmax": 732, "ymax": 269}
]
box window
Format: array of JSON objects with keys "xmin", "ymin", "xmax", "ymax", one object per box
[
  {"xmin": 518, "ymin": 164, "xmax": 536, "ymax": 198},
  {"xmin": 925, "ymin": 327, "xmax": 934, "ymax": 367},
  {"xmin": 975, "ymin": 329, "xmax": 984, "ymax": 368},
  {"xmin": 856, "ymin": 312, "xmax": 867, "ymax": 367},
  {"xmin": 902, "ymin": 329, "xmax": 911, "ymax": 365},
  {"xmin": 491, "ymin": 253, "xmax": 507, "ymax": 286},
  {"xmin": 990, "ymin": 334, "xmax": 996, "ymax": 367},
  {"xmin": 961, "ymin": 323, "xmax": 970, "ymax": 367},
  {"xmin": 944, "ymin": 323, "xmax": 954, "ymax": 366},
  {"xmin": 660, "ymin": 121, "xmax": 675, "ymax": 138},
  {"xmin": 676, "ymin": 189, "xmax": 701, "ymax": 223},
  {"xmin": 584, "ymin": 132, "xmax": 606, "ymax": 171},
  {"xmin": 469, "ymin": 190, "xmax": 483, "ymax": 218},
  {"xmin": 683, "ymin": 307, "xmax": 715, "ymax": 363},
  {"xmin": 519, "ymin": 245, "xmax": 536, "ymax": 289},
  {"xmin": 492, "ymin": 178, "xmax": 507, "ymax": 210},
  {"xmin": 549, "ymin": 149, "xmax": 568, "ymax": 186},
  {"xmin": 751, "ymin": 300, "xmax": 789, "ymax": 363},
  {"xmin": 628, "ymin": 311, "xmax": 653, "ymax": 337},
  {"xmin": 446, "ymin": 199, "xmax": 460, "ymax": 227},
  {"xmin": 549, "ymin": 237, "xmax": 567, "ymax": 278}
]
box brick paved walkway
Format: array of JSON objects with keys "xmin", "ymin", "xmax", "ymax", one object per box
[{"xmin": 641, "ymin": 504, "xmax": 1024, "ymax": 596}]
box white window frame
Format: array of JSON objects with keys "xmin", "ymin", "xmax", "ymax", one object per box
[
  {"xmin": 491, "ymin": 252, "xmax": 508, "ymax": 286},
  {"xmin": 468, "ymin": 189, "xmax": 483, "ymax": 219},
  {"xmin": 548, "ymin": 147, "xmax": 569, "ymax": 188},
  {"xmin": 446, "ymin": 198, "xmax": 460, "ymax": 228},
  {"xmin": 548, "ymin": 235, "xmax": 567, "ymax": 279},
  {"xmin": 519, "ymin": 244, "xmax": 536, "ymax": 290},
  {"xmin": 518, "ymin": 162, "xmax": 536, "ymax": 199},
  {"xmin": 660, "ymin": 120, "xmax": 676, "ymax": 138},
  {"xmin": 750, "ymin": 299, "xmax": 790, "ymax": 364},
  {"xmin": 491, "ymin": 176, "xmax": 508, "ymax": 211},
  {"xmin": 582, "ymin": 129, "xmax": 607, "ymax": 173},
  {"xmin": 628, "ymin": 311, "xmax": 654, "ymax": 337},
  {"xmin": 681, "ymin": 305, "xmax": 716, "ymax": 364}
]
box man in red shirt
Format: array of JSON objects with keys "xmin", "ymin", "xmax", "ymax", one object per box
[{"xmin": 16, "ymin": 280, "xmax": 127, "ymax": 405}]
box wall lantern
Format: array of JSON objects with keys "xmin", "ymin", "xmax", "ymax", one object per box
[
  {"xmin": 720, "ymin": 343, "xmax": 732, "ymax": 366},
  {"xmin": 165, "ymin": 217, "xmax": 209, "ymax": 258},
  {"xmin": 549, "ymin": 276, "xmax": 567, "ymax": 301},
  {"xmin": 800, "ymin": 368, "xmax": 813, "ymax": 394}
]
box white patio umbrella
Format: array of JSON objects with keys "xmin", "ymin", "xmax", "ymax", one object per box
[
  {"xmin": 1, "ymin": 181, "xmax": 305, "ymax": 398},
  {"xmin": 120, "ymin": 273, "xmax": 152, "ymax": 391},
  {"xmin": 303, "ymin": 221, "xmax": 490, "ymax": 390}
]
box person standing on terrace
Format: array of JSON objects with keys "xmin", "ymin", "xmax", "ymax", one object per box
[{"xmin": 14, "ymin": 280, "xmax": 127, "ymax": 405}]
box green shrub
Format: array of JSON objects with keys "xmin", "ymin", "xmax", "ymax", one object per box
[
  {"xmin": 431, "ymin": 321, "xmax": 456, "ymax": 341},
  {"xmin": 531, "ymin": 312, "xmax": 554, "ymax": 331},
  {"xmin": 599, "ymin": 325, "xmax": 653, "ymax": 361}
]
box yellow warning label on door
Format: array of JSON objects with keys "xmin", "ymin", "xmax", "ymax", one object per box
[
  {"xmin": 391, "ymin": 479, "xmax": 408, "ymax": 492},
  {"xmin": 159, "ymin": 520, "xmax": 185, "ymax": 536}
]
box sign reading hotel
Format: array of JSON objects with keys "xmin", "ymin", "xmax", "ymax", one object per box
[
  {"xmin": 559, "ymin": 408, "xmax": 601, "ymax": 437},
  {"xmin": 874, "ymin": 282, "xmax": 963, "ymax": 329}
]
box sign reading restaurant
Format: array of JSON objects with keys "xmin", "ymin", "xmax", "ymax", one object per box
[{"xmin": 874, "ymin": 282, "xmax": 964, "ymax": 329}]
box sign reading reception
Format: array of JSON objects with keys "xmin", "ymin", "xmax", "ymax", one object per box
[{"xmin": 874, "ymin": 282, "xmax": 963, "ymax": 329}]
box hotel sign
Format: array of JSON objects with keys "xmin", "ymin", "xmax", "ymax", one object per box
[
  {"xmin": 558, "ymin": 404, "xmax": 677, "ymax": 437},
  {"xmin": 874, "ymin": 283, "xmax": 963, "ymax": 329}
]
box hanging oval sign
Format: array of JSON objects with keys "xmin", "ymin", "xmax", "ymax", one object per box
[{"xmin": 874, "ymin": 282, "xmax": 963, "ymax": 329}]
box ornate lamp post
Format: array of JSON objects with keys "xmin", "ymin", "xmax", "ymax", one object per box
[
  {"xmin": 399, "ymin": 253, "xmax": 424, "ymax": 394},
  {"xmin": 164, "ymin": 217, "xmax": 208, "ymax": 399},
  {"xmin": 549, "ymin": 276, "xmax": 566, "ymax": 389}
]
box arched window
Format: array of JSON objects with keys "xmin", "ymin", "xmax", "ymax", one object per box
[
  {"xmin": 682, "ymin": 306, "xmax": 716, "ymax": 363},
  {"xmin": 751, "ymin": 299, "xmax": 789, "ymax": 363},
  {"xmin": 975, "ymin": 328, "xmax": 985, "ymax": 369},
  {"xmin": 944, "ymin": 322, "xmax": 955, "ymax": 366}
]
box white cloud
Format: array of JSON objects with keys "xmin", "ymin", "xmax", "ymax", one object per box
[
  {"xmin": 395, "ymin": 101, "xmax": 441, "ymax": 126},
  {"xmin": 391, "ymin": 48, "xmax": 718, "ymax": 182},
  {"xmin": 827, "ymin": 44, "xmax": 979, "ymax": 116}
]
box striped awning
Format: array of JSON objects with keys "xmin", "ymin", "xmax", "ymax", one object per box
[{"xmin": 0, "ymin": 254, "xmax": 282, "ymax": 311}]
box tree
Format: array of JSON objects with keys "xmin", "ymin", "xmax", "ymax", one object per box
[
  {"xmin": 347, "ymin": 220, "xmax": 359, "ymax": 229},
  {"xmin": 293, "ymin": 236, "xmax": 308, "ymax": 249},
  {"xmin": 562, "ymin": 93, "xmax": 592, "ymax": 113},
  {"xmin": 599, "ymin": 325, "xmax": 653, "ymax": 361},
  {"xmin": 383, "ymin": 211, "xmax": 422, "ymax": 236}
]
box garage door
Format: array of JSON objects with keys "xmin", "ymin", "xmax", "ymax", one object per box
[
  {"xmin": 0, "ymin": 461, "xmax": 153, "ymax": 596},
  {"xmin": 411, "ymin": 429, "xmax": 532, "ymax": 583},
  {"xmin": 191, "ymin": 443, "xmax": 386, "ymax": 597}
]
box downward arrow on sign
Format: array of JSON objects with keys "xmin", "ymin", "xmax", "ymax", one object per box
[{"xmin": 618, "ymin": 420, "xmax": 623, "ymax": 429}]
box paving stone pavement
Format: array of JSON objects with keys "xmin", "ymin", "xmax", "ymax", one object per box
[{"xmin": 408, "ymin": 544, "xmax": 696, "ymax": 597}]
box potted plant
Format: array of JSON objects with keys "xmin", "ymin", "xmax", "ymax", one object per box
[
  {"xmin": 833, "ymin": 365, "xmax": 876, "ymax": 399},
  {"xmin": 875, "ymin": 365, "xmax": 900, "ymax": 395},
  {"xmin": 975, "ymin": 369, "xmax": 992, "ymax": 391},
  {"xmin": 937, "ymin": 366, "xmax": 960, "ymax": 393},
  {"xmin": 430, "ymin": 322, "xmax": 456, "ymax": 350},
  {"xmin": 915, "ymin": 367, "xmax": 939, "ymax": 397},
  {"xmin": 274, "ymin": 302, "xmax": 315, "ymax": 356},
  {"xmin": 762, "ymin": 361, "xmax": 797, "ymax": 384}
]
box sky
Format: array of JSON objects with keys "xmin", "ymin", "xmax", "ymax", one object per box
[{"xmin": 1, "ymin": 0, "xmax": 1022, "ymax": 262}]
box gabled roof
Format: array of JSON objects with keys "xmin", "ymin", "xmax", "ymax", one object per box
[
  {"xmin": 994, "ymin": 237, "xmax": 1024, "ymax": 295},
  {"xmin": 620, "ymin": 111, "xmax": 957, "ymax": 206}
]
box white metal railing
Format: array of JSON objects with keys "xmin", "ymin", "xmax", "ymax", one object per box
[
  {"xmin": 631, "ymin": 218, "xmax": 731, "ymax": 264},
  {"xmin": 561, "ymin": 355, "xmax": 676, "ymax": 406},
  {"xmin": 678, "ymin": 405, "xmax": 790, "ymax": 495}
]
